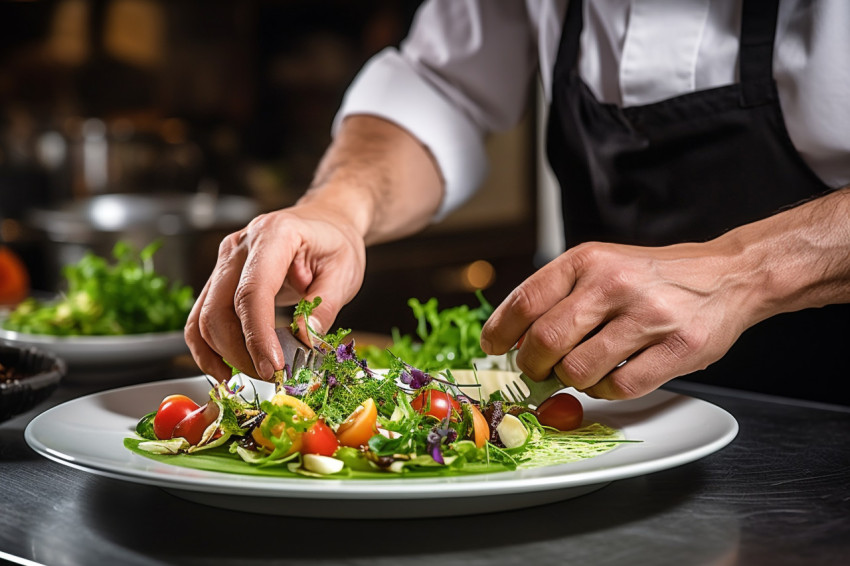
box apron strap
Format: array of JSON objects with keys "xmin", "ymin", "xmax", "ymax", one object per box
[
  {"xmin": 739, "ymin": 0, "xmax": 780, "ymax": 107},
  {"xmin": 553, "ymin": 0, "xmax": 584, "ymax": 81},
  {"xmin": 554, "ymin": 0, "xmax": 780, "ymax": 107}
]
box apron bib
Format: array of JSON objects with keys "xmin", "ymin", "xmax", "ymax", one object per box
[{"xmin": 546, "ymin": 0, "xmax": 848, "ymax": 403}]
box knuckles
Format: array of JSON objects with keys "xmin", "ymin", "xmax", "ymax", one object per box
[
  {"xmin": 233, "ymin": 278, "xmax": 260, "ymax": 317},
  {"xmin": 218, "ymin": 230, "xmax": 242, "ymax": 256},
  {"xmin": 595, "ymin": 371, "xmax": 644, "ymax": 400},
  {"xmin": 559, "ymin": 353, "xmax": 595, "ymax": 389},
  {"xmin": 525, "ymin": 323, "xmax": 569, "ymax": 360},
  {"xmin": 504, "ymin": 284, "xmax": 543, "ymax": 323},
  {"xmin": 196, "ymin": 305, "xmax": 219, "ymax": 345}
]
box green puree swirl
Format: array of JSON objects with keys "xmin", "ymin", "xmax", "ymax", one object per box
[{"xmin": 518, "ymin": 422, "xmax": 626, "ymax": 470}]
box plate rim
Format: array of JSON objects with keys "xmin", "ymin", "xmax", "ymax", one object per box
[
  {"xmin": 0, "ymin": 327, "xmax": 187, "ymax": 346},
  {"xmin": 24, "ymin": 375, "xmax": 739, "ymax": 501},
  {"xmin": 0, "ymin": 324, "xmax": 189, "ymax": 370}
]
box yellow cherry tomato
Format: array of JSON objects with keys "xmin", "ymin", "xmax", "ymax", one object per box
[
  {"xmin": 336, "ymin": 398, "xmax": 378, "ymax": 448},
  {"xmin": 252, "ymin": 393, "xmax": 316, "ymax": 454}
]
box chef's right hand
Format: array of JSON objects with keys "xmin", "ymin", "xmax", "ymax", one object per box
[{"xmin": 184, "ymin": 203, "xmax": 366, "ymax": 382}]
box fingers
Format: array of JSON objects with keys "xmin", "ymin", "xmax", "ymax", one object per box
[
  {"xmin": 187, "ymin": 209, "xmax": 367, "ymax": 382},
  {"xmin": 511, "ymin": 285, "xmax": 608, "ymax": 381},
  {"xmin": 547, "ymin": 314, "xmax": 649, "ymax": 390},
  {"xmin": 234, "ymin": 222, "xmax": 295, "ymax": 379},
  {"xmin": 185, "ymin": 280, "xmax": 232, "ymax": 382},
  {"xmin": 481, "ymin": 254, "xmax": 579, "ymax": 355},
  {"xmin": 300, "ymin": 270, "xmax": 362, "ymax": 337},
  {"xmin": 197, "ymin": 231, "xmax": 258, "ymax": 378},
  {"xmin": 582, "ymin": 329, "xmax": 710, "ymax": 399},
  {"xmin": 481, "ymin": 240, "xmax": 739, "ymax": 401}
]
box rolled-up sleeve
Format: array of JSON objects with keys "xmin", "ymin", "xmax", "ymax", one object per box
[{"xmin": 332, "ymin": 0, "xmax": 538, "ymax": 220}]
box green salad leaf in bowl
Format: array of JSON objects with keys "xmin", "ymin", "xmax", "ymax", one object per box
[{"xmin": 2, "ymin": 241, "xmax": 194, "ymax": 336}]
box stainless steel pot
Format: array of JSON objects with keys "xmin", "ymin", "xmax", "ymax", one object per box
[{"xmin": 28, "ymin": 193, "xmax": 259, "ymax": 293}]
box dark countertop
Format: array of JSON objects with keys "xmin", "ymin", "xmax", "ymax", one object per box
[{"xmin": 1, "ymin": 372, "xmax": 849, "ymax": 566}]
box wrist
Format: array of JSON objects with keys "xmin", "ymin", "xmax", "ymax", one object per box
[
  {"xmin": 295, "ymin": 180, "xmax": 375, "ymax": 241},
  {"xmin": 717, "ymin": 188, "xmax": 850, "ymax": 321},
  {"xmin": 299, "ymin": 115, "xmax": 443, "ymax": 246}
]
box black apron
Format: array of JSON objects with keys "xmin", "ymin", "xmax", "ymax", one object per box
[{"xmin": 546, "ymin": 0, "xmax": 848, "ymax": 404}]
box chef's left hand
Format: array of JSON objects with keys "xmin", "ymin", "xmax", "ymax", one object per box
[{"xmin": 479, "ymin": 240, "xmax": 763, "ymax": 400}]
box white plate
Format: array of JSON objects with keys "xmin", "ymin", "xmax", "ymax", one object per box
[
  {"xmin": 25, "ymin": 376, "xmax": 738, "ymax": 518},
  {"xmin": 0, "ymin": 326, "xmax": 188, "ymax": 379}
]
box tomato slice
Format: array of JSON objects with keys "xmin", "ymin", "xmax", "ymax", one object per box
[
  {"xmin": 536, "ymin": 393, "xmax": 583, "ymax": 431},
  {"xmin": 301, "ymin": 419, "xmax": 340, "ymax": 456},
  {"xmin": 410, "ymin": 389, "xmax": 461, "ymax": 421},
  {"xmin": 153, "ymin": 394, "xmax": 200, "ymax": 440},
  {"xmin": 468, "ymin": 402, "xmax": 489, "ymax": 448},
  {"xmin": 336, "ymin": 398, "xmax": 378, "ymax": 448}
]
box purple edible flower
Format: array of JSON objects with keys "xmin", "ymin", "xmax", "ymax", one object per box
[
  {"xmin": 400, "ymin": 367, "xmax": 432, "ymax": 389},
  {"xmin": 335, "ymin": 341, "xmax": 357, "ymax": 362},
  {"xmin": 326, "ymin": 374, "xmax": 338, "ymax": 389},
  {"xmin": 282, "ymin": 382, "xmax": 309, "ymax": 396},
  {"xmin": 426, "ymin": 427, "xmax": 458, "ymax": 464}
]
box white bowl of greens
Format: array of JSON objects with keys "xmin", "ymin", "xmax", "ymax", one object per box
[{"xmin": 0, "ymin": 241, "xmax": 193, "ymax": 378}]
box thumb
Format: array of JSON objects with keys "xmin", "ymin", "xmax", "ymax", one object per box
[
  {"xmin": 296, "ymin": 293, "xmax": 344, "ymax": 345},
  {"xmin": 297, "ymin": 258, "xmax": 364, "ymax": 343}
]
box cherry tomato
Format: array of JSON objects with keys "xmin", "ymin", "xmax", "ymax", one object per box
[
  {"xmin": 536, "ymin": 393, "xmax": 584, "ymax": 431},
  {"xmin": 252, "ymin": 393, "xmax": 316, "ymax": 455},
  {"xmin": 153, "ymin": 394, "xmax": 200, "ymax": 440},
  {"xmin": 301, "ymin": 419, "xmax": 340, "ymax": 456},
  {"xmin": 0, "ymin": 246, "xmax": 29, "ymax": 305},
  {"xmin": 468, "ymin": 403, "xmax": 489, "ymax": 448},
  {"xmin": 172, "ymin": 402, "xmax": 221, "ymax": 445},
  {"xmin": 410, "ymin": 390, "xmax": 461, "ymax": 421},
  {"xmin": 336, "ymin": 398, "xmax": 378, "ymax": 448}
]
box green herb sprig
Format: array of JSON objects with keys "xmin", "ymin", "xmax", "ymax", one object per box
[{"xmin": 360, "ymin": 290, "xmax": 493, "ymax": 371}]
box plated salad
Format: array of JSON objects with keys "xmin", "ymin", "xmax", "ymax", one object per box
[{"xmin": 126, "ymin": 298, "xmax": 633, "ymax": 478}]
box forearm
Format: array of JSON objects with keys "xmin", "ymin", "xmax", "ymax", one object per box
[
  {"xmin": 720, "ymin": 187, "xmax": 850, "ymax": 324},
  {"xmin": 296, "ymin": 115, "xmax": 445, "ymax": 246}
]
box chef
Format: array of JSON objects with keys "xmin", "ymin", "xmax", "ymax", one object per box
[{"xmin": 186, "ymin": 0, "xmax": 850, "ymax": 405}]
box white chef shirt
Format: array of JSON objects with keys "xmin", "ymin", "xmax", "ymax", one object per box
[{"xmin": 333, "ymin": 0, "xmax": 850, "ymax": 219}]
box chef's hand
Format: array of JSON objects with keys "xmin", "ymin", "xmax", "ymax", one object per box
[
  {"xmin": 184, "ymin": 115, "xmax": 444, "ymax": 382},
  {"xmin": 480, "ymin": 187, "xmax": 850, "ymax": 400},
  {"xmin": 185, "ymin": 204, "xmax": 366, "ymax": 382},
  {"xmin": 479, "ymin": 240, "xmax": 763, "ymax": 400}
]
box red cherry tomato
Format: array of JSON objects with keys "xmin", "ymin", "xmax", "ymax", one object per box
[
  {"xmin": 301, "ymin": 419, "xmax": 340, "ymax": 456},
  {"xmin": 537, "ymin": 393, "xmax": 584, "ymax": 431},
  {"xmin": 410, "ymin": 389, "xmax": 461, "ymax": 421},
  {"xmin": 153, "ymin": 395, "xmax": 200, "ymax": 440},
  {"xmin": 172, "ymin": 402, "xmax": 221, "ymax": 445}
]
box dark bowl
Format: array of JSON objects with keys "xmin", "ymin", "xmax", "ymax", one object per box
[{"xmin": 0, "ymin": 344, "xmax": 66, "ymax": 422}]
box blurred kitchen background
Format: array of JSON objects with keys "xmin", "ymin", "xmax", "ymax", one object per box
[{"xmin": 0, "ymin": 0, "xmax": 543, "ymax": 334}]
